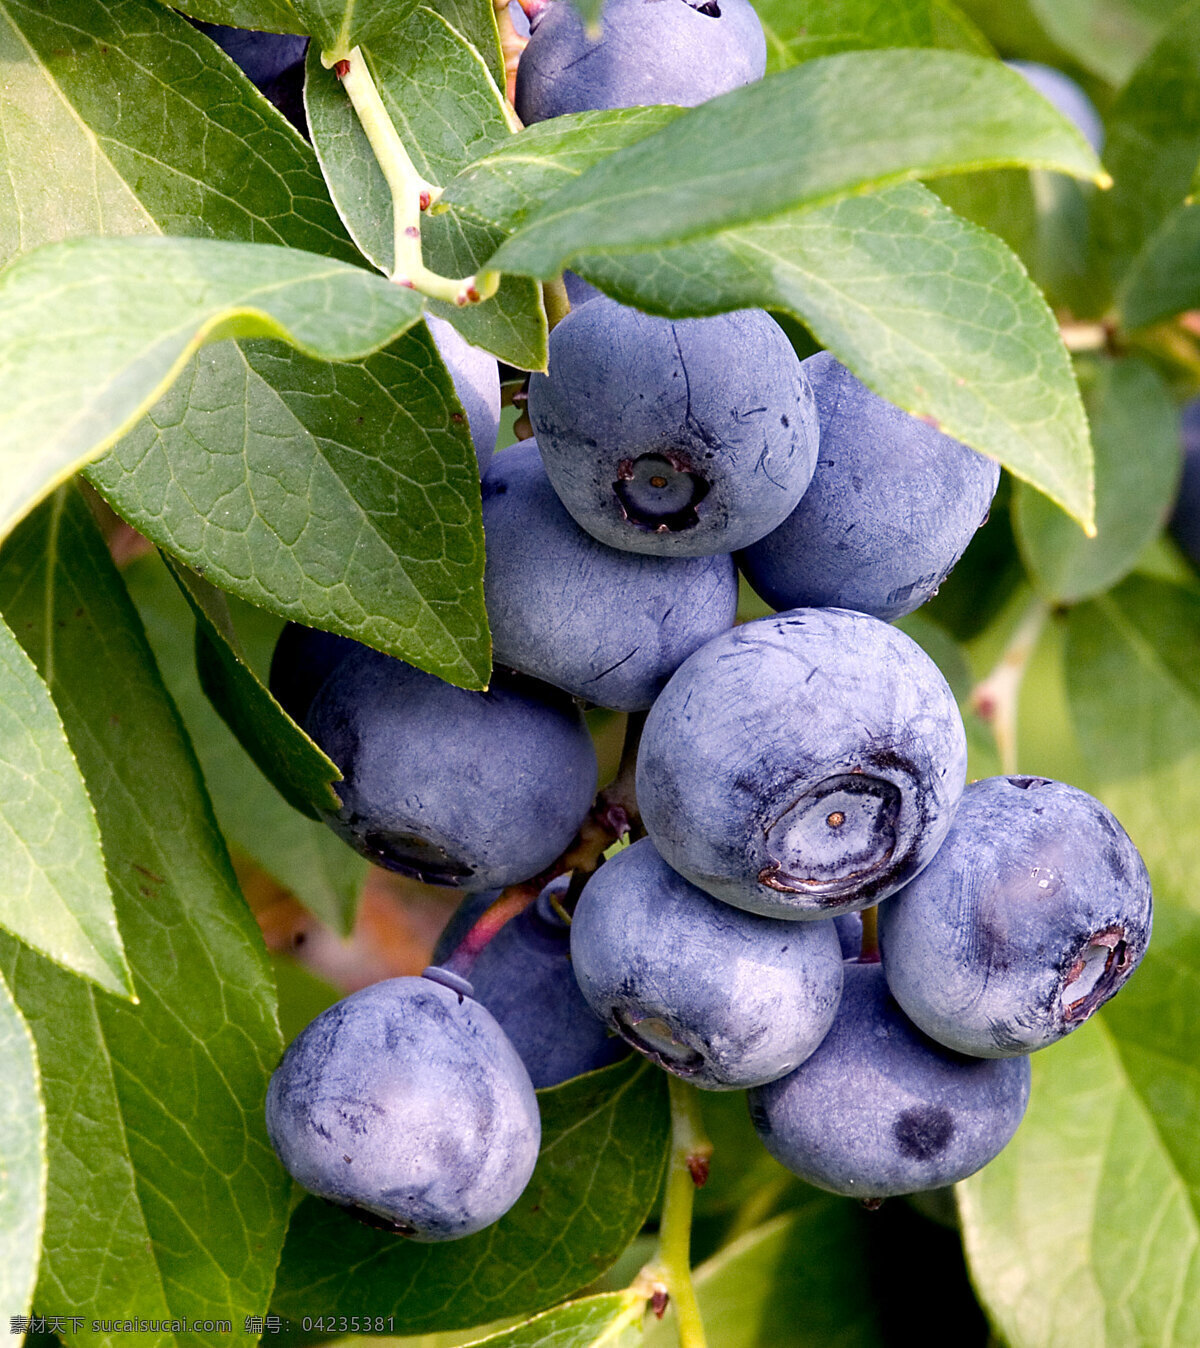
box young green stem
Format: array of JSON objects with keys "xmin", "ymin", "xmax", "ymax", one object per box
[
  {"xmin": 544, "ymin": 277, "xmax": 572, "ymax": 331},
  {"xmin": 649, "ymin": 1076, "xmax": 711, "ymax": 1348},
  {"xmin": 494, "ymin": 0, "xmax": 529, "ymax": 108},
  {"xmin": 859, "ymin": 905, "xmax": 879, "ymax": 962},
  {"xmin": 331, "ymin": 48, "xmax": 499, "ymax": 307},
  {"xmin": 969, "ymin": 597, "xmax": 1049, "ymax": 776}
]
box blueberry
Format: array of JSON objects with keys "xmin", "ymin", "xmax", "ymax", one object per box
[
  {"xmin": 190, "ymin": 21, "xmax": 308, "ymax": 89},
  {"xmin": 747, "ymin": 962, "xmax": 1031, "ymax": 1199},
  {"xmin": 426, "ymin": 315, "xmax": 501, "ymax": 474},
  {"xmin": 515, "ymin": 0, "xmax": 766, "ymax": 124},
  {"xmin": 304, "ymin": 646, "xmax": 598, "ymax": 890},
  {"xmin": 190, "ymin": 21, "xmax": 309, "ymax": 131},
  {"xmin": 877, "ymin": 776, "xmax": 1153, "ymax": 1057},
  {"xmin": 1169, "ymin": 397, "xmax": 1200, "ymax": 569},
  {"xmin": 529, "ymin": 298, "xmax": 819, "ymax": 557},
  {"xmin": 482, "ymin": 440, "xmax": 737, "ymax": 709},
  {"xmin": 737, "ymin": 353, "xmax": 1001, "ymax": 622},
  {"xmin": 269, "ymin": 622, "xmax": 359, "ymax": 725},
  {"xmin": 636, "ymin": 609, "xmax": 967, "ymax": 918},
  {"xmin": 1007, "ymin": 62, "xmax": 1105, "ymax": 154},
  {"xmin": 435, "ymin": 878, "xmax": 629, "ymax": 1088},
  {"xmin": 569, "ymin": 838, "xmax": 844, "ymax": 1089},
  {"xmin": 835, "ymin": 910, "xmax": 864, "ymax": 960},
  {"xmin": 265, "ymin": 974, "xmax": 540, "ymax": 1239},
  {"xmin": 562, "ymin": 272, "xmax": 602, "ymax": 308}
]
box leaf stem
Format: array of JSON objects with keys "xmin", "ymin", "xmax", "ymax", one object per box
[
  {"xmin": 332, "ymin": 48, "xmax": 499, "ymax": 307},
  {"xmin": 969, "ymin": 597, "xmax": 1049, "ymax": 776},
  {"xmin": 647, "ymin": 1076, "xmax": 711, "ymax": 1348},
  {"xmin": 493, "ymin": 0, "xmax": 529, "ymax": 107}
]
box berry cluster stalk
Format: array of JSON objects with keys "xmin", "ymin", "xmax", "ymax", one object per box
[
  {"xmin": 330, "ymin": 48, "xmax": 499, "ymax": 306},
  {"xmin": 642, "ymin": 1076, "xmax": 712, "ymax": 1348},
  {"xmin": 970, "ymin": 598, "xmax": 1049, "ymax": 776}
]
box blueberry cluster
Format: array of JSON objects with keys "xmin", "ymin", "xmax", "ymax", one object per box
[{"xmin": 260, "ymin": 1, "xmax": 1153, "ymax": 1241}]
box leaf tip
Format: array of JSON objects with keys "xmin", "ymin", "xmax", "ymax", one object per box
[{"xmin": 1095, "ymin": 170, "xmax": 1114, "ymax": 191}]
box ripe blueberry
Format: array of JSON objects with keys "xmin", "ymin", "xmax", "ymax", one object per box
[
  {"xmin": 637, "ymin": 609, "xmax": 967, "ymax": 918},
  {"xmin": 747, "ymin": 962, "xmax": 1030, "ymax": 1199},
  {"xmin": 303, "ymin": 644, "xmax": 597, "ymax": 890},
  {"xmin": 426, "ymin": 315, "xmax": 501, "ymax": 474},
  {"xmin": 570, "ymin": 838, "xmax": 844, "ymax": 1089},
  {"xmin": 434, "ymin": 877, "xmax": 629, "ymax": 1088},
  {"xmin": 515, "ymin": 0, "xmax": 766, "ymax": 124},
  {"xmin": 738, "ymin": 353, "xmax": 1001, "ymax": 622},
  {"xmin": 266, "ymin": 974, "xmax": 540, "ymax": 1239},
  {"xmin": 529, "ymin": 298, "xmax": 819, "ymax": 557},
  {"xmin": 877, "ymin": 775, "xmax": 1153, "ymax": 1057},
  {"xmin": 482, "ymin": 440, "xmax": 737, "ymax": 709}
]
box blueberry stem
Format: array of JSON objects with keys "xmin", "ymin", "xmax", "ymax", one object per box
[
  {"xmin": 544, "ymin": 276, "xmax": 571, "ymax": 331},
  {"xmin": 647, "ymin": 1076, "xmax": 711, "ymax": 1348},
  {"xmin": 493, "ymin": 0, "xmax": 529, "ymax": 108},
  {"xmin": 968, "ymin": 597, "xmax": 1049, "ymax": 776},
  {"xmin": 331, "ymin": 47, "xmax": 499, "ymax": 306},
  {"xmin": 859, "ymin": 905, "xmax": 879, "ymax": 962}
]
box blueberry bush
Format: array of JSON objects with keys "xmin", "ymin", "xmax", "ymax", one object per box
[{"xmin": 1, "ymin": 1, "xmax": 1198, "ymax": 1345}]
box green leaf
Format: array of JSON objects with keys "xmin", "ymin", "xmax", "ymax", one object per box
[
  {"xmin": 1014, "ymin": 358, "xmax": 1180, "ymax": 603},
  {"xmin": 643, "ymin": 1205, "xmax": 885, "ymax": 1348},
  {"xmin": 1118, "ymin": 201, "xmax": 1200, "ymax": 327},
  {"xmin": 0, "ymin": 611, "xmax": 132, "ymax": 997},
  {"xmin": 570, "ymin": 182, "xmax": 1096, "ymax": 532},
  {"xmin": 86, "ymin": 321, "xmax": 490, "ymax": 688},
  {"xmin": 271, "ymin": 1058, "xmax": 670, "ymax": 1331},
  {"xmin": 124, "ymin": 553, "xmax": 366, "ymax": 935},
  {"xmin": 441, "ymin": 106, "xmax": 682, "ymax": 234},
  {"xmin": 175, "ymin": 0, "xmax": 507, "ymax": 76},
  {"xmin": 0, "ymin": 488, "xmax": 289, "ymax": 1341},
  {"xmin": 1028, "ymin": 0, "xmax": 1187, "ymax": 83},
  {"xmin": 0, "ymin": 5, "xmax": 495, "ymax": 682},
  {"xmin": 164, "ymin": 1, "xmax": 308, "ymax": 34},
  {"xmin": 180, "ymin": 0, "xmax": 424, "ymax": 55},
  {"xmin": 0, "ymin": 968, "xmax": 45, "ymax": 1324},
  {"xmin": 0, "ymin": 0, "xmax": 355, "ymax": 269},
  {"xmin": 454, "ymin": 1294, "xmax": 641, "ymax": 1347},
  {"xmin": 960, "ymin": 902, "xmax": 1200, "ymax": 1347},
  {"xmin": 0, "ymin": 234, "xmax": 423, "ymax": 540},
  {"xmin": 1064, "ymin": 575, "xmax": 1200, "ymax": 909},
  {"xmin": 305, "ymin": 12, "xmax": 546, "ymax": 368},
  {"xmin": 0, "ymin": 5, "xmax": 490, "ymax": 685},
  {"xmin": 429, "ymin": 0, "xmax": 506, "ymax": 87},
  {"xmin": 485, "ymin": 51, "xmax": 1107, "ymax": 281},
  {"xmin": 166, "ymin": 559, "xmax": 343, "ymax": 819},
  {"xmin": 1101, "ymin": 0, "xmax": 1200, "ymax": 289},
  {"xmin": 935, "ymin": 163, "xmax": 1098, "ymax": 318},
  {"xmin": 753, "ymin": 0, "xmax": 989, "ymax": 71}
]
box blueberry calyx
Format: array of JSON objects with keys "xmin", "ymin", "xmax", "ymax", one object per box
[
  {"xmin": 759, "ymin": 773, "xmax": 901, "ymax": 896},
  {"xmin": 613, "ymin": 452, "xmax": 711, "ymax": 533},
  {"xmin": 612, "ymin": 1008, "xmax": 706, "ymax": 1074},
  {"xmin": 1060, "ymin": 927, "xmax": 1130, "ymax": 1024},
  {"xmin": 335, "ymin": 1201, "xmax": 419, "ymax": 1237},
  {"xmin": 358, "ymin": 828, "xmax": 477, "ymax": 886}
]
